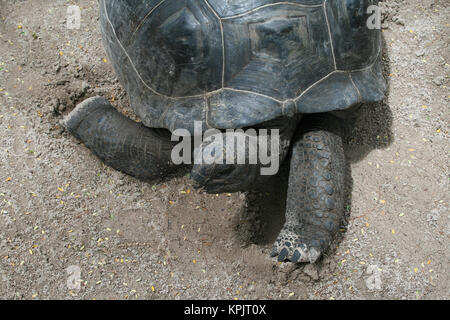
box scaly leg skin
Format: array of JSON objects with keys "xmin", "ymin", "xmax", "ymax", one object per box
[
  {"xmin": 63, "ymin": 96, "xmax": 181, "ymax": 182},
  {"xmin": 272, "ymin": 116, "xmax": 346, "ymax": 264}
]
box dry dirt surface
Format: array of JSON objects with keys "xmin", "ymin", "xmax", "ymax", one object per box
[{"xmin": 0, "ymin": 0, "xmax": 448, "ymax": 300}]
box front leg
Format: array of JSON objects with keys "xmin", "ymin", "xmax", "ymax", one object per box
[
  {"xmin": 63, "ymin": 96, "xmax": 182, "ymax": 182},
  {"xmin": 272, "ymin": 115, "xmax": 346, "ymax": 263}
]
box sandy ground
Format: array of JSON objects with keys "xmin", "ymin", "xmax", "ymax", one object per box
[{"xmin": 0, "ymin": 0, "xmax": 448, "ymax": 300}]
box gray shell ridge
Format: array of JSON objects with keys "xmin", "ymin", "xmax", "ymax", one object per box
[{"xmin": 100, "ymin": 0, "xmax": 386, "ymax": 134}]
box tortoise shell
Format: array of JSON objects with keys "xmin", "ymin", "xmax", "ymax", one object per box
[{"xmin": 100, "ymin": 0, "xmax": 386, "ymax": 134}]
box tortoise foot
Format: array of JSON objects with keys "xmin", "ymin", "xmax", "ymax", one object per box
[{"xmin": 271, "ymin": 222, "xmax": 334, "ymax": 264}]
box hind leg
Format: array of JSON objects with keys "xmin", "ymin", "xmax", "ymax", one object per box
[{"xmin": 272, "ymin": 116, "xmax": 346, "ymax": 263}]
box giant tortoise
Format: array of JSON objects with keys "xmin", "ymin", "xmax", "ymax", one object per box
[{"xmin": 64, "ymin": 0, "xmax": 386, "ymax": 263}]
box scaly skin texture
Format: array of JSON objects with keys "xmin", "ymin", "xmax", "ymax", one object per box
[
  {"xmin": 271, "ymin": 117, "xmax": 346, "ymax": 263},
  {"xmin": 63, "ymin": 96, "xmax": 182, "ymax": 182}
]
